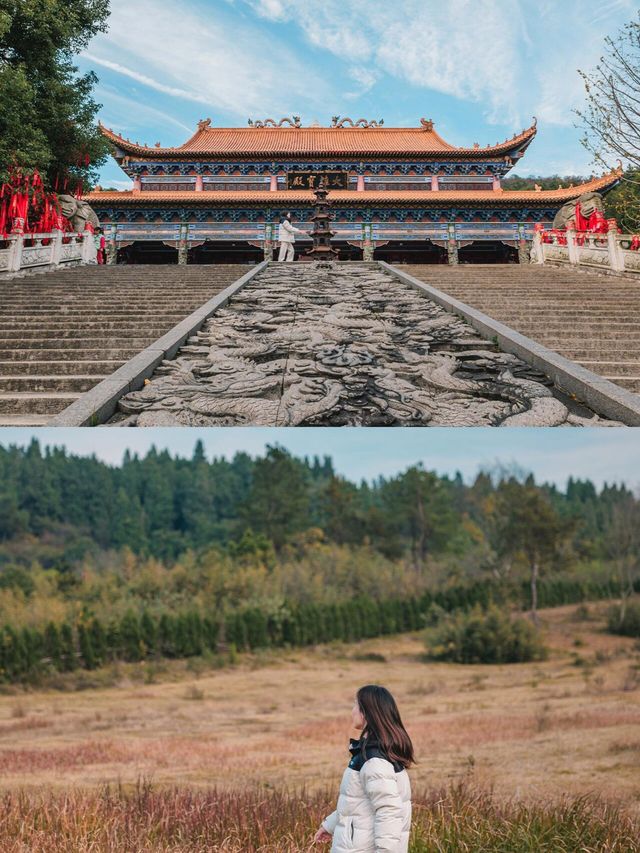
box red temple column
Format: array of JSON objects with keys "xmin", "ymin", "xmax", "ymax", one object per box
[
  {"xmin": 195, "ymin": 175, "xmax": 203, "ymax": 191},
  {"xmin": 492, "ymin": 176, "xmax": 501, "ymax": 190},
  {"xmin": 431, "ymin": 175, "xmax": 439, "ymax": 191},
  {"xmin": 270, "ymin": 175, "xmax": 278, "ymax": 191},
  {"xmin": 132, "ymin": 176, "xmax": 141, "ymax": 193},
  {"xmin": 357, "ymin": 175, "xmax": 365, "ymax": 192}
]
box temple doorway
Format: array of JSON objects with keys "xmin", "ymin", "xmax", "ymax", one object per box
[
  {"xmin": 458, "ymin": 241, "xmax": 518, "ymax": 264},
  {"xmin": 116, "ymin": 241, "xmax": 178, "ymax": 264},
  {"xmin": 188, "ymin": 240, "xmax": 263, "ymax": 264},
  {"xmin": 373, "ymin": 240, "xmax": 447, "ymax": 264}
]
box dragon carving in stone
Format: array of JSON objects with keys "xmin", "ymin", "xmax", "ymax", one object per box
[
  {"xmin": 107, "ymin": 265, "xmax": 623, "ymax": 428},
  {"xmin": 331, "ymin": 117, "xmax": 384, "ymax": 128},
  {"xmin": 248, "ymin": 117, "xmax": 302, "ymax": 127}
]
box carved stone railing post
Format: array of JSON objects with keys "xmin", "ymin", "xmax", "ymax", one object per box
[
  {"xmin": 566, "ymin": 222, "xmax": 579, "ymax": 265},
  {"xmin": 51, "ymin": 228, "xmax": 64, "ymax": 267},
  {"xmin": 531, "ymin": 224, "xmax": 544, "ymax": 264},
  {"xmin": 607, "ymin": 219, "xmax": 624, "ymax": 272},
  {"xmin": 8, "ymin": 219, "xmax": 25, "ymax": 272},
  {"xmin": 81, "ymin": 230, "xmax": 97, "ymax": 263}
]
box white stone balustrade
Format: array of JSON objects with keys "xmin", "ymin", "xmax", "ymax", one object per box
[
  {"xmin": 0, "ymin": 229, "xmax": 96, "ymax": 277},
  {"xmin": 532, "ymin": 221, "xmax": 640, "ymax": 276}
]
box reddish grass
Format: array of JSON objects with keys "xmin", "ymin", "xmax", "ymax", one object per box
[{"xmin": 0, "ymin": 780, "xmax": 637, "ymax": 852}]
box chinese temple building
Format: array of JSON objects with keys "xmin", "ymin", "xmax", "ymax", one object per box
[{"xmin": 86, "ymin": 116, "xmax": 620, "ymax": 264}]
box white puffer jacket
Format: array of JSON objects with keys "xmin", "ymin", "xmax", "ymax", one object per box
[{"xmin": 321, "ymin": 736, "xmax": 411, "ymax": 853}]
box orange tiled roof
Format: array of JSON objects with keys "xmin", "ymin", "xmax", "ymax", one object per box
[
  {"xmin": 87, "ymin": 171, "xmax": 620, "ymax": 205},
  {"xmin": 98, "ymin": 119, "xmax": 538, "ymax": 159}
]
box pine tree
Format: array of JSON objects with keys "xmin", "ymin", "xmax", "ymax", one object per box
[
  {"xmin": 120, "ymin": 610, "xmax": 143, "ymax": 662},
  {"xmin": 78, "ymin": 622, "xmax": 96, "ymax": 669},
  {"xmin": 59, "ymin": 622, "xmax": 77, "ymax": 671},
  {"xmin": 89, "ymin": 617, "xmax": 107, "ymax": 665},
  {"xmin": 44, "ymin": 622, "xmax": 63, "ymax": 671},
  {"xmin": 158, "ymin": 613, "xmax": 176, "ymax": 657},
  {"xmin": 140, "ymin": 611, "xmax": 157, "ymax": 656}
]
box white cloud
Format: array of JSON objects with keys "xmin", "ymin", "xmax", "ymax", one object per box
[
  {"xmin": 95, "ymin": 89, "xmax": 195, "ymax": 135},
  {"xmin": 248, "ymin": 0, "xmax": 290, "ymax": 21},
  {"xmin": 242, "ymin": 0, "xmax": 527, "ymax": 125},
  {"xmin": 83, "ymin": 54, "xmax": 211, "ymax": 105},
  {"xmin": 88, "ymin": 0, "xmax": 331, "ymax": 122}
]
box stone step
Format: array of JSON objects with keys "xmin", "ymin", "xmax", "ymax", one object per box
[
  {"xmin": 554, "ymin": 349, "xmax": 640, "ymax": 358},
  {"xmin": 0, "ymin": 392, "xmax": 81, "ymax": 415},
  {"xmin": 0, "ymin": 348, "xmax": 140, "ymax": 361},
  {"xmin": 0, "ymin": 327, "xmax": 172, "ymax": 339},
  {"xmin": 520, "ymin": 336, "xmax": 640, "ymax": 346},
  {"xmin": 0, "ymin": 414, "xmax": 53, "ymax": 426},
  {"xmin": 0, "ymin": 375, "xmax": 106, "ymax": 392},
  {"xmin": 0, "ymin": 359, "xmax": 123, "ymax": 376},
  {"xmin": 604, "ymin": 377, "xmax": 640, "ymax": 392},
  {"xmin": 401, "ymin": 264, "xmax": 640, "ymax": 399},
  {"xmin": 0, "ymin": 337, "xmax": 156, "ymax": 350},
  {"xmin": 1, "ymin": 301, "xmax": 222, "ymax": 310},
  {"xmin": 574, "ymin": 361, "xmax": 640, "ymax": 376},
  {"xmin": 0, "ymin": 314, "xmax": 194, "ymax": 323}
]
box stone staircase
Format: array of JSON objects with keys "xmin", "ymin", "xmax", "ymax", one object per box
[
  {"xmin": 0, "ymin": 265, "xmax": 249, "ymax": 425},
  {"xmin": 401, "ymin": 264, "xmax": 640, "ymax": 395}
]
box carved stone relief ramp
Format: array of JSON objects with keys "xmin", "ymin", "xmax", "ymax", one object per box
[{"xmin": 104, "ymin": 263, "xmax": 623, "ymax": 427}]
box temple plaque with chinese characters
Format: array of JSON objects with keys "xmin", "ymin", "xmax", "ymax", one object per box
[{"xmin": 286, "ymin": 171, "xmax": 348, "ymax": 190}]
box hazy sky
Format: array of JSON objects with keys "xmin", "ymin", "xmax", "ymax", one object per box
[
  {"xmin": 78, "ymin": 0, "xmax": 636, "ymax": 190},
  {"xmin": 2, "ymin": 428, "xmax": 639, "ymax": 492}
]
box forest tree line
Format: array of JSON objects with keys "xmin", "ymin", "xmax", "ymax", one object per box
[{"xmin": 0, "ymin": 439, "xmax": 639, "ymax": 683}]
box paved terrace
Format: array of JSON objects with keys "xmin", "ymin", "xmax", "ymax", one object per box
[
  {"xmin": 0, "ymin": 265, "xmax": 246, "ymax": 425},
  {"xmin": 106, "ymin": 263, "xmax": 621, "ymax": 427},
  {"xmin": 402, "ymin": 265, "xmax": 640, "ymax": 395}
]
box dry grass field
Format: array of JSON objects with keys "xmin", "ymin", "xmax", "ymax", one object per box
[{"xmin": 1, "ymin": 600, "xmax": 639, "ymax": 823}]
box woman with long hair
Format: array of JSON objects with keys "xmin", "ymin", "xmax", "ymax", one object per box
[{"xmin": 314, "ymin": 684, "xmax": 415, "ymax": 852}]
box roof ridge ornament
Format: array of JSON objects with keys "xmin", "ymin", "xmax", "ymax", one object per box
[
  {"xmin": 197, "ymin": 118, "xmax": 212, "ymax": 131},
  {"xmin": 248, "ymin": 116, "xmax": 302, "ymax": 127},
  {"xmin": 331, "ymin": 116, "xmax": 384, "ymax": 128},
  {"xmin": 420, "ymin": 118, "xmax": 434, "ymax": 131}
]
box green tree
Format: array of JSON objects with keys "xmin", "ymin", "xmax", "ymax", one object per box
[
  {"xmin": 59, "ymin": 622, "xmax": 77, "ymax": 671},
  {"xmin": 78, "ymin": 621, "xmax": 95, "ymax": 669},
  {"xmin": 603, "ymin": 169, "xmax": 640, "ymax": 232},
  {"xmin": 494, "ymin": 478, "xmax": 576, "ymax": 625},
  {"xmin": 381, "ymin": 466, "xmax": 457, "ymax": 566},
  {"xmin": 43, "ymin": 622, "xmax": 63, "ymax": 671},
  {"xmin": 120, "ymin": 610, "xmax": 143, "ymax": 662},
  {"xmin": 0, "ymin": 0, "xmax": 110, "ymax": 186},
  {"xmin": 241, "ymin": 445, "xmax": 311, "ymax": 550}
]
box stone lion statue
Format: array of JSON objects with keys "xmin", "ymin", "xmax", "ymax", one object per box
[
  {"xmin": 552, "ymin": 191, "xmax": 604, "ymax": 230},
  {"xmin": 58, "ymin": 194, "xmax": 100, "ymax": 232}
]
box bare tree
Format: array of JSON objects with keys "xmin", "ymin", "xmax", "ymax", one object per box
[
  {"xmin": 604, "ymin": 489, "xmax": 640, "ymax": 622},
  {"xmin": 575, "ymin": 13, "xmax": 640, "ymax": 170},
  {"xmin": 575, "ymin": 14, "xmax": 640, "ymax": 230}
]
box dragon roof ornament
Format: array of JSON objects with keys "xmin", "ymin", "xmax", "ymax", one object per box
[
  {"xmin": 248, "ymin": 117, "xmax": 302, "ymax": 127},
  {"xmin": 331, "ymin": 117, "xmax": 385, "ymax": 128}
]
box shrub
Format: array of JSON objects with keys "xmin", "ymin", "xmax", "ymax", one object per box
[
  {"xmin": 607, "ymin": 600, "xmax": 640, "ymax": 638},
  {"xmin": 424, "ymin": 604, "xmax": 548, "ymax": 664}
]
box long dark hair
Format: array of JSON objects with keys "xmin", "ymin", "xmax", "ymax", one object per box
[{"xmin": 356, "ymin": 684, "xmax": 416, "ymax": 769}]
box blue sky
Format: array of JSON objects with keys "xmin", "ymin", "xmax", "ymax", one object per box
[
  {"xmin": 1, "ymin": 429, "xmax": 639, "ymax": 492},
  {"xmin": 77, "ymin": 0, "xmax": 636, "ymax": 190}
]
